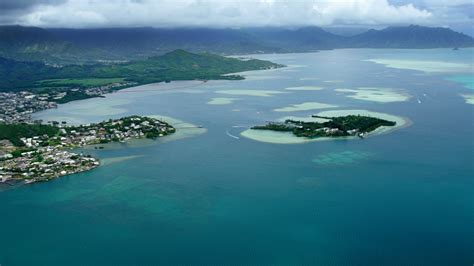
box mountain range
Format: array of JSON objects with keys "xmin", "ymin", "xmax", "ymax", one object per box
[{"xmin": 1, "ymin": 25, "xmax": 473, "ymax": 64}]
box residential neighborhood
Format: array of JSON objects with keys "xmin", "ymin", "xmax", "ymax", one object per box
[
  {"xmin": 0, "ymin": 91, "xmax": 57, "ymax": 123},
  {"xmin": 0, "ymin": 81, "xmax": 137, "ymax": 123},
  {"xmin": 0, "ymin": 116, "xmax": 175, "ymax": 184},
  {"xmin": 0, "ymin": 147, "xmax": 99, "ymax": 184}
]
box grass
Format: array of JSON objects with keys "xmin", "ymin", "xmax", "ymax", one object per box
[
  {"xmin": 0, "ymin": 50, "xmax": 282, "ymax": 91},
  {"xmin": 37, "ymin": 77, "xmax": 126, "ymax": 88}
]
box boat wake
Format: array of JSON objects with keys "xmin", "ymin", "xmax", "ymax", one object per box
[
  {"xmin": 226, "ymin": 126, "xmax": 250, "ymax": 139},
  {"xmin": 226, "ymin": 129, "xmax": 240, "ymax": 139}
]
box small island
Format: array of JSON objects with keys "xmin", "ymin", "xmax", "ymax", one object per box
[
  {"xmin": 0, "ymin": 116, "xmax": 175, "ymax": 184},
  {"xmin": 251, "ymin": 115, "xmax": 396, "ymax": 139}
]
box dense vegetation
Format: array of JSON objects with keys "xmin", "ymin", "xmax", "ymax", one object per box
[
  {"xmin": 349, "ymin": 25, "xmax": 474, "ymax": 48},
  {"xmin": 37, "ymin": 78, "xmax": 126, "ymax": 88},
  {"xmin": 252, "ymin": 115, "xmax": 396, "ymax": 138},
  {"xmin": 0, "ymin": 123, "xmax": 59, "ymax": 146},
  {"xmin": 0, "ymin": 25, "xmax": 112, "ymax": 64},
  {"xmin": 316, "ymin": 115, "xmax": 396, "ymax": 133},
  {"xmin": 0, "ymin": 49, "xmax": 282, "ymax": 91},
  {"xmin": 53, "ymin": 90, "xmax": 102, "ymax": 104}
]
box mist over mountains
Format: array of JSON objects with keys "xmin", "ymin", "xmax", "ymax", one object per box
[{"xmin": 1, "ymin": 25, "xmax": 473, "ymax": 64}]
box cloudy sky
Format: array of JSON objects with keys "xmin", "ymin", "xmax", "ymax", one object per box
[{"xmin": 0, "ymin": 0, "xmax": 472, "ymax": 35}]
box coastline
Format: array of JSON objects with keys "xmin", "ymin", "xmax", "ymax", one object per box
[
  {"xmin": 1, "ymin": 78, "xmax": 228, "ymax": 187},
  {"xmin": 240, "ymin": 109, "xmax": 411, "ymax": 144},
  {"xmin": 0, "ymin": 115, "xmax": 177, "ymax": 186}
]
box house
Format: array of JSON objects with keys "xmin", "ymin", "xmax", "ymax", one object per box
[{"xmin": 0, "ymin": 151, "xmax": 13, "ymax": 160}]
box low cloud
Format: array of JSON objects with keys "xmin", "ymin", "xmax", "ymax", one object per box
[
  {"xmin": 0, "ymin": 0, "xmax": 65, "ymax": 14},
  {"xmin": 5, "ymin": 0, "xmax": 433, "ymax": 28},
  {"xmin": 0, "ymin": 0, "xmax": 471, "ymax": 34}
]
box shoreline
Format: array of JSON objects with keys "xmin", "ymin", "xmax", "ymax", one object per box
[
  {"xmin": 1, "ymin": 73, "xmax": 251, "ymax": 188},
  {"xmin": 30, "ymin": 80, "xmax": 209, "ymax": 124},
  {"xmin": 0, "ymin": 115, "xmax": 176, "ymax": 186},
  {"xmin": 240, "ymin": 109, "xmax": 411, "ymax": 144}
]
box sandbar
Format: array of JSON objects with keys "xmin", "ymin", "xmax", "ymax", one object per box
[
  {"xmin": 277, "ymin": 116, "xmax": 330, "ymax": 123},
  {"xmin": 216, "ymin": 90, "xmax": 288, "ymax": 97},
  {"xmin": 147, "ymin": 115, "xmax": 207, "ymax": 142},
  {"xmin": 274, "ymin": 102, "xmax": 338, "ymax": 112},
  {"xmin": 101, "ymin": 155, "xmax": 144, "ymax": 166},
  {"xmin": 446, "ymin": 75, "xmax": 474, "ymax": 90},
  {"xmin": 207, "ymin": 97, "xmax": 240, "ymax": 105},
  {"xmin": 366, "ymin": 59, "xmax": 473, "ymax": 73},
  {"xmin": 460, "ymin": 94, "xmax": 474, "ymax": 105},
  {"xmin": 324, "ymin": 80, "xmax": 344, "ymax": 83},
  {"xmin": 336, "ymin": 87, "xmax": 410, "ymax": 103},
  {"xmin": 284, "ymin": 86, "xmax": 324, "ymax": 91}
]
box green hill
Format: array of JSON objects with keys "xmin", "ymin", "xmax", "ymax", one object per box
[{"xmin": 0, "ymin": 49, "xmax": 282, "ymax": 92}]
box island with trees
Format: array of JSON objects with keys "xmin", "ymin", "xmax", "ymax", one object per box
[{"xmin": 251, "ymin": 115, "xmax": 396, "ymax": 139}]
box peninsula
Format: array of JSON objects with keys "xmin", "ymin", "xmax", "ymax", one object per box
[
  {"xmin": 0, "ymin": 50, "xmax": 283, "ymax": 123},
  {"xmin": 0, "ymin": 49, "xmax": 283, "ymax": 105},
  {"xmin": 252, "ymin": 115, "xmax": 396, "ymax": 139},
  {"xmin": 0, "ymin": 116, "xmax": 175, "ymax": 184},
  {"xmin": 0, "ymin": 50, "xmax": 282, "ymax": 186}
]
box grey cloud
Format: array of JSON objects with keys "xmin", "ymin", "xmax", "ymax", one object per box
[
  {"xmin": 0, "ymin": 0, "xmax": 471, "ymax": 36},
  {"xmin": 0, "ymin": 0, "xmax": 65, "ymax": 11},
  {"xmin": 453, "ymin": 4, "xmax": 474, "ymax": 19}
]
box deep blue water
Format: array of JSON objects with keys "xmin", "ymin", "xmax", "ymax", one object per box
[{"xmin": 1, "ymin": 49, "xmax": 473, "ymax": 265}]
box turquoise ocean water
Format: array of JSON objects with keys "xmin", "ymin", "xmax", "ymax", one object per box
[{"xmin": 1, "ymin": 49, "xmax": 473, "ymax": 265}]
